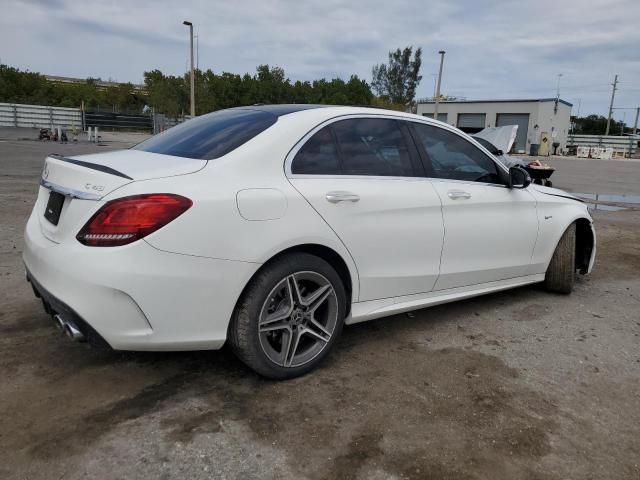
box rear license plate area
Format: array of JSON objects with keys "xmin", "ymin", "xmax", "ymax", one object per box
[{"xmin": 44, "ymin": 191, "xmax": 65, "ymax": 225}]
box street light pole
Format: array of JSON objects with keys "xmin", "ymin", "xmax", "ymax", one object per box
[
  {"xmin": 433, "ymin": 50, "xmax": 445, "ymax": 120},
  {"xmin": 556, "ymin": 73, "xmax": 563, "ymax": 99},
  {"xmin": 183, "ymin": 21, "xmax": 195, "ymax": 118},
  {"xmin": 194, "ymin": 35, "xmax": 199, "ymax": 70}
]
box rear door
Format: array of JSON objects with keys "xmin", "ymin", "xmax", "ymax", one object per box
[
  {"xmin": 409, "ymin": 122, "xmax": 539, "ymax": 291},
  {"xmin": 287, "ymin": 116, "xmax": 444, "ymax": 302}
]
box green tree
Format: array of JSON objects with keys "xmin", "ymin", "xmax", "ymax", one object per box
[
  {"xmin": 143, "ymin": 69, "xmax": 186, "ymax": 117},
  {"xmin": 571, "ymin": 115, "xmax": 628, "ymax": 135},
  {"xmin": 371, "ymin": 46, "xmax": 422, "ymax": 105}
]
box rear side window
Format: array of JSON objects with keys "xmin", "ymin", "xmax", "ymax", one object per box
[
  {"xmin": 333, "ymin": 118, "xmax": 414, "ymax": 176},
  {"xmin": 412, "ymin": 123, "xmax": 502, "ymax": 184},
  {"xmin": 291, "ymin": 126, "xmax": 341, "ymax": 174},
  {"xmin": 133, "ymin": 109, "xmax": 277, "ymax": 160}
]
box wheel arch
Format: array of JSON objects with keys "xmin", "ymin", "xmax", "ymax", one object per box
[
  {"xmin": 547, "ymin": 216, "xmax": 595, "ymax": 275},
  {"xmin": 233, "ymin": 243, "xmax": 356, "ymax": 318},
  {"xmin": 575, "ymin": 217, "xmax": 595, "ymax": 274}
]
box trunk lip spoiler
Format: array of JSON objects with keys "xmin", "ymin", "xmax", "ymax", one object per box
[
  {"xmin": 40, "ymin": 179, "xmax": 104, "ymax": 200},
  {"xmin": 49, "ymin": 154, "xmax": 133, "ymax": 180}
]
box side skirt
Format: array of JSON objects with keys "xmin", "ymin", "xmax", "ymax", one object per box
[{"xmin": 346, "ymin": 274, "xmax": 545, "ymax": 324}]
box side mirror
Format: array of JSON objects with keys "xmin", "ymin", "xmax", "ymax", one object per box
[
  {"xmin": 509, "ymin": 166, "xmax": 531, "ymax": 189},
  {"xmin": 495, "ymin": 149, "xmax": 504, "ymax": 156}
]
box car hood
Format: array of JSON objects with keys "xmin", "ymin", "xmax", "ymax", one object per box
[
  {"xmin": 531, "ymin": 184, "xmax": 582, "ymax": 202},
  {"xmin": 474, "ymin": 125, "xmax": 518, "ymax": 153}
]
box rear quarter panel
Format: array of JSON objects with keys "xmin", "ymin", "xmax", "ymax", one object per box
[{"xmin": 107, "ymin": 115, "xmax": 361, "ymax": 301}]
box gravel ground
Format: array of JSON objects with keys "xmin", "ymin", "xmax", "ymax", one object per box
[{"xmin": 1, "ymin": 136, "xmax": 639, "ymax": 480}]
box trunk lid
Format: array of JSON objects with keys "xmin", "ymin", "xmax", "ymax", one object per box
[{"xmin": 37, "ymin": 150, "xmax": 206, "ymax": 243}]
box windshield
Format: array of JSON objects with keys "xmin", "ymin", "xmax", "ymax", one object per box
[
  {"xmin": 133, "ymin": 108, "xmax": 277, "ymax": 160},
  {"xmin": 472, "ymin": 136, "xmax": 500, "ymax": 155}
]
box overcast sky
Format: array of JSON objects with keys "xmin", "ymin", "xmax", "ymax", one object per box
[{"xmin": 2, "ymin": 0, "xmax": 639, "ymax": 121}]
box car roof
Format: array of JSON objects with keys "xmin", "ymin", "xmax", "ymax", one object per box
[
  {"xmin": 231, "ymin": 104, "xmax": 330, "ymax": 116},
  {"xmin": 230, "ymin": 104, "xmax": 429, "ymax": 121}
]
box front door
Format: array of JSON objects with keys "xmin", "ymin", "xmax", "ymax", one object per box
[
  {"xmin": 287, "ymin": 117, "xmax": 444, "ymax": 302},
  {"xmin": 410, "ymin": 121, "xmax": 539, "ymax": 291}
]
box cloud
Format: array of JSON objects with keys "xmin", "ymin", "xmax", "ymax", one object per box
[{"xmin": 1, "ymin": 0, "xmax": 638, "ymax": 118}]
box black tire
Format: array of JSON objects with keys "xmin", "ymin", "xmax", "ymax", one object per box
[
  {"xmin": 228, "ymin": 252, "xmax": 347, "ymax": 379},
  {"xmin": 544, "ymin": 223, "xmax": 576, "ymax": 294}
]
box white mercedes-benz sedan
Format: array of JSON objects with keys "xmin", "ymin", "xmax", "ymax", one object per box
[{"xmin": 24, "ymin": 105, "xmax": 596, "ymax": 378}]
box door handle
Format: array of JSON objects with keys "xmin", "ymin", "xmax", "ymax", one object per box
[
  {"xmin": 326, "ymin": 191, "xmax": 360, "ymax": 203},
  {"xmin": 447, "ymin": 190, "xmax": 471, "ymax": 200}
]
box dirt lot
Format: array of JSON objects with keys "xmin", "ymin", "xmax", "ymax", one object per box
[{"xmin": 1, "ymin": 133, "xmax": 639, "ymax": 480}]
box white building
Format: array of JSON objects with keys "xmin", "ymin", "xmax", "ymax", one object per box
[{"xmin": 416, "ymin": 98, "xmax": 573, "ymax": 155}]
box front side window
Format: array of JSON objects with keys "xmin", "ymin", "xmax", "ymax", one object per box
[
  {"xmin": 133, "ymin": 108, "xmax": 277, "ymax": 160},
  {"xmin": 332, "ymin": 118, "xmax": 414, "ymax": 177},
  {"xmin": 412, "ymin": 123, "xmax": 502, "ymax": 184}
]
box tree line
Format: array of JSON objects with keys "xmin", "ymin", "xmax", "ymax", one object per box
[
  {"xmin": 571, "ymin": 114, "xmax": 633, "ymax": 136},
  {"xmin": 145, "ymin": 65, "xmax": 374, "ymax": 117},
  {"xmin": 0, "ymin": 48, "xmax": 419, "ymax": 117},
  {"xmin": 0, "ymin": 64, "xmax": 145, "ymax": 112},
  {"xmin": 0, "ymin": 63, "xmax": 374, "ymax": 117}
]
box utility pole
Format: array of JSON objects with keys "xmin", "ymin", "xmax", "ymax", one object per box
[
  {"xmin": 571, "ymin": 98, "xmax": 581, "ymax": 133},
  {"xmin": 633, "ymin": 107, "xmax": 639, "ymax": 135},
  {"xmin": 605, "ymin": 74, "xmax": 618, "ymax": 135},
  {"xmin": 183, "ymin": 20, "xmax": 195, "ymax": 118},
  {"xmin": 433, "ymin": 50, "xmax": 446, "ymax": 121}
]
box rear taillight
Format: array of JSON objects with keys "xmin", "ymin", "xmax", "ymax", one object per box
[{"xmin": 76, "ymin": 194, "xmax": 192, "ymax": 247}]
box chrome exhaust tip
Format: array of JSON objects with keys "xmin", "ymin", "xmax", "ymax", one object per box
[
  {"xmin": 53, "ymin": 314, "xmax": 65, "ymax": 331},
  {"xmin": 53, "ymin": 314, "xmax": 85, "ymax": 342},
  {"xmin": 64, "ymin": 321, "xmax": 85, "ymax": 342}
]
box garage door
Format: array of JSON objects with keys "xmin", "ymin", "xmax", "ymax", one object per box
[
  {"xmin": 496, "ymin": 113, "xmax": 529, "ymax": 153},
  {"xmin": 457, "ymin": 113, "xmax": 486, "ymax": 134}
]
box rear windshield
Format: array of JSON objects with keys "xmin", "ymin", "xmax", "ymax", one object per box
[{"xmin": 133, "ymin": 109, "xmax": 277, "ymax": 160}]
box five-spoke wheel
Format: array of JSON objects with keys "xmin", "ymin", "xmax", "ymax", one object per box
[
  {"xmin": 259, "ymin": 272, "xmax": 338, "ymax": 368},
  {"xmin": 229, "ymin": 253, "xmax": 346, "ymax": 379}
]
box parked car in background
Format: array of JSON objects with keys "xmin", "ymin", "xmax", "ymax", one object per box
[{"xmin": 24, "ymin": 105, "xmax": 596, "ymax": 379}]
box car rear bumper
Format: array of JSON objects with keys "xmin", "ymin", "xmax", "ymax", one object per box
[{"xmin": 23, "ymin": 209, "xmax": 260, "ymax": 351}]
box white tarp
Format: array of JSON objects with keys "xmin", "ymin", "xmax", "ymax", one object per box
[{"xmin": 473, "ymin": 125, "xmax": 518, "ymax": 154}]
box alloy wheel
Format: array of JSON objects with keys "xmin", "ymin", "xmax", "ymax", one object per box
[{"xmin": 258, "ymin": 271, "xmax": 339, "ymax": 368}]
